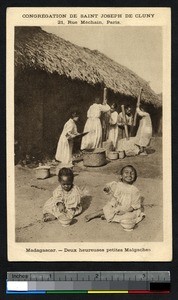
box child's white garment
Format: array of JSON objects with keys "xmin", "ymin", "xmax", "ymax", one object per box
[
  {"xmin": 43, "ymin": 184, "xmax": 82, "ymax": 223},
  {"xmin": 103, "ymin": 181, "xmax": 145, "ymax": 223}
]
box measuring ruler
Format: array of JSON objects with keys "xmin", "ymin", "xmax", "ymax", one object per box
[{"xmin": 7, "ymin": 271, "xmax": 170, "ymax": 294}]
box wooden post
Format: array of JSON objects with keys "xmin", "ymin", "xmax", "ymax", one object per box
[
  {"xmin": 133, "ymin": 88, "xmax": 143, "ymax": 126},
  {"xmin": 121, "ymin": 105, "xmax": 129, "ymax": 140},
  {"xmin": 103, "ymin": 87, "xmax": 107, "ymax": 104}
]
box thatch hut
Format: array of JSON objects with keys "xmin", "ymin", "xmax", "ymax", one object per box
[{"xmin": 15, "ymin": 26, "xmax": 162, "ymax": 159}]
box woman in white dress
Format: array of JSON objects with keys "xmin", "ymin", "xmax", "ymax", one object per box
[
  {"xmin": 81, "ymin": 97, "xmax": 110, "ymax": 150},
  {"xmin": 55, "ymin": 112, "xmax": 79, "ymax": 165},
  {"xmin": 108, "ymin": 103, "xmax": 119, "ymax": 150},
  {"xmin": 135, "ymin": 104, "xmax": 152, "ymax": 155}
]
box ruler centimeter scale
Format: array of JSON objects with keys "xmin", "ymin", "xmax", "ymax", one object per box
[{"xmin": 7, "ymin": 271, "xmax": 170, "ymax": 294}]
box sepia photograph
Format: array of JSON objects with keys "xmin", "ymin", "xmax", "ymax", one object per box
[{"xmin": 7, "ymin": 7, "xmax": 171, "ymax": 261}]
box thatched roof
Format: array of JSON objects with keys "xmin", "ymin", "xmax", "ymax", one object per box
[{"xmin": 15, "ymin": 27, "xmax": 161, "ymax": 107}]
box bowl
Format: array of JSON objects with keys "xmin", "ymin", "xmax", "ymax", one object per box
[
  {"xmin": 120, "ymin": 219, "xmax": 136, "ymax": 231},
  {"xmin": 58, "ymin": 215, "xmax": 72, "ymax": 227},
  {"xmin": 107, "ymin": 151, "xmax": 119, "ymax": 160},
  {"xmin": 118, "ymin": 151, "xmax": 125, "ymax": 159}
]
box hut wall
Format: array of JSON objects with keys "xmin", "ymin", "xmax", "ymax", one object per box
[
  {"xmin": 15, "ymin": 69, "xmax": 162, "ymax": 159},
  {"xmin": 15, "ymin": 72, "xmax": 43, "ymax": 157},
  {"xmin": 15, "ymin": 69, "xmax": 102, "ymax": 158}
]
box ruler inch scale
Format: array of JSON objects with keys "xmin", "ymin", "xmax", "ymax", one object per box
[
  {"xmin": 7, "ymin": 271, "xmax": 170, "ymax": 294},
  {"xmin": 7, "ymin": 271, "xmax": 170, "ymax": 281}
]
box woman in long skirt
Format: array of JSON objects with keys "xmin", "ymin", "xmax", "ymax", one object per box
[
  {"xmin": 55, "ymin": 112, "xmax": 79, "ymax": 165},
  {"xmin": 135, "ymin": 105, "xmax": 152, "ymax": 155},
  {"xmin": 81, "ymin": 97, "xmax": 110, "ymax": 150},
  {"xmin": 108, "ymin": 103, "xmax": 119, "ymax": 150}
]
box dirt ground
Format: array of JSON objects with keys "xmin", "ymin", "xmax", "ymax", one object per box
[{"xmin": 15, "ymin": 137, "xmax": 163, "ymax": 242}]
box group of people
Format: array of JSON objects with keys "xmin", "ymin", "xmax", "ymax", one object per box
[
  {"xmin": 43, "ymin": 165, "xmax": 145, "ymax": 230},
  {"xmin": 55, "ymin": 97, "xmax": 152, "ymax": 166},
  {"xmin": 44, "ymin": 97, "xmax": 150, "ymax": 230}
]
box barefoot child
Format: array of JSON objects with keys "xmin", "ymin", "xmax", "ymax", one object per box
[
  {"xmin": 43, "ymin": 168, "xmax": 82, "ymax": 226},
  {"xmin": 85, "ymin": 165, "xmax": 145, "ymax": 227}
]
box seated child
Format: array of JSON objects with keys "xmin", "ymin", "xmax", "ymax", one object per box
[
  {"xmin": 85, "ymin": 165, "xmax": 145, "ymax": 227},
  {"xmin": 43, "ymin": 168, "xmax": 82, "ymax": 226}
]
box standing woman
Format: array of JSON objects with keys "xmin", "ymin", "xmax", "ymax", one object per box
[
  {"xmin": 81, "ymin": 97, "xmax": 110, "ymax": 150},
  {"xmin": 108, "ymin": 103, "xmax": 119, "ymax": 150},
  {"xmin": 135, "ymin": 104, "xmax": 152, "ymax": 155},
  {"xmin": 55, "ymin": 111, "xmax": 79, "ymax": 165}
]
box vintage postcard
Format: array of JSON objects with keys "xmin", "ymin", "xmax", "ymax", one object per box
[{"xmin": 7, "ymin": 7, "xmax": 172, "ymax": 261}]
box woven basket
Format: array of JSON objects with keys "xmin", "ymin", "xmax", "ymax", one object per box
[
  {"xmin": 83, "ymin": 148, "xmax": 106, "ymax": 167},
  {"xmin": 35, "ymin": 166, "xmax": 50, "ymax": 179}
]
